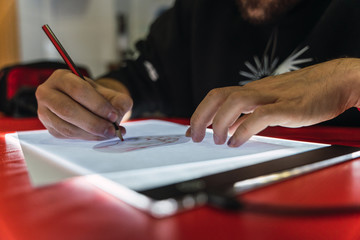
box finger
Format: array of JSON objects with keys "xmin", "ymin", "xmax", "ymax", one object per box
[
  {"xmin": 227, "ymin": 103, "xmax": 284, "ymax": 147},
  {"xmin": 190, "ymin": 87, "xmax": 234, "ymax": 142},
  {"xmin": 228, "ymin": 115, "xmax": 249, "ymax": 135},
  {"xmin": 211, "ymin": 90, "xmax": 274, "ymax": 145},
  {"xmin": 185, "ymin": 127, "xmax": 191, "ymax": 137},
  {"xmin": 98, "ymin": 86, "xmax": 133, "ymax": 122},
  {"xmin": 40, "ymin": 106, "xmax": 112, "ymax": 140},
  {"xmin": 46, "ymin": 126, "xmax": 68, "ymax": 139},
  {"xmin": 119, "ymin": 126, "xmax": 126, "ymax": 136},
  {"xmin": 37, "ymin": 110, "xmax": 67, "ymax": 139},
  {"xmin": 51, "ymin": 71, "xmax": 119, "ymax": 123},
  {"xmin": 42, "ymin": 88, "xmax": 117, "ymax": 139}
]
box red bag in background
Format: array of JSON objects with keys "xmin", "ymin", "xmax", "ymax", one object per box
[{"xmin": 0, "ymin": 61, "xmax": 90, "ymax": 117}]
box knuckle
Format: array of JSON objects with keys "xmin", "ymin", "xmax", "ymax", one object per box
[
  {"xmin": 207, "ymin": 86, "xmax": 240, "ymax": 99},
  {"xmin": 206, "ymin": 88, "xmax": 222, "ymax": 98},
  {"xmin": 37, "ymin": 107, "xmax": 52, "ymax": 127},
  {"xmin": 35, "ymin": 85, "xmax": 46, "ymax": 101},
  {"xmin": 56, "ymin": 101, "xmax": 76, "ymax": 119},
  {"xmin": 80, "ymin": 116, "xmax": 110, "ymax": 136},
  {"xmin": 228, "ymin": 91, "xmax": 245, "ymax": 103},
  {"xmin": 224, "ymin": 93, "xmax": 243, "ymax": 109},
  {"xmin": 93, "ymin": 101, "xmax": 110, "ymax": 116},
  {"xmin": 58, "ymin": 125, "xmax": 76, "ymax": 138},
  {"xmin": 61, "ymin": 69, "xmax": 75, "ymax": 78},
  {"xmin": 53, "ymin": 68, "xmax": 69, "ymax": 75},
  {"xmin": 253, "ymin": 107, "xmax": 271, "ymax": 120},
  {"xmin": 190, "ymin": 115, "xmax": 203, "ymax": 129},
  {"xmin": 37, "ymin": 109, "xmax": 46, "ymax": 123},
  {"xmin": 235, "ymin": 123, "xmax": 251, "ymax": 138},
  {"xmin": 88, "ymin": 123, "xmax": 108, "ymax": 136},
  {"xmin": 211, "ymin": 117, "xmax": 222, "ymax": 130},
  {"xmin": 48, "ymin": 69, "xmax": 60, "ymax": 80},
  {"xmin": 126, "ymin": 97, "xmax": 134, "ymax": 110},
  {"xmin": 48, "ymin": 128, "xmax": 64, "ymax": 139},
  {"xmin": 118, "ymin": 97, "xmax": 133, "ymax": 117},
  {"xmin": 64, "ymin": 80, "xmax": 89, "ymax": 98},
  {"xmin": 51, "ymin": 69, "xmax": 71, "ymax": 82},
  {"xmin": 41, "ymin": 69, "xmax": 70, "ymax": 87}
]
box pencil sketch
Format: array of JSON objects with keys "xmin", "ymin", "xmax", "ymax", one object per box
[{"xmin": 93, "ymin": 134, "xmax": 190, "ymax": 153}]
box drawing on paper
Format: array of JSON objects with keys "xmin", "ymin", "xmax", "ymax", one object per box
[{"xmin": 93, "ymin": 134, "xmax": 190, "ymax": 153}]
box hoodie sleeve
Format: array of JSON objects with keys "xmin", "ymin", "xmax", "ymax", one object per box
[{"xmin": 100, "ymin": 0, "xmax": 195, "ymax": 118}]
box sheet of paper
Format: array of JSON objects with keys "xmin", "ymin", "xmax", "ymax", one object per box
[{"xmin": 14, "ymin": 120, "xmax": 326, "ymax": 191}]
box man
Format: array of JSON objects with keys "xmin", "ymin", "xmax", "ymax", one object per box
[{"xmin": 36, "ymin": 0, "xmax": 360, "ymax": 143}]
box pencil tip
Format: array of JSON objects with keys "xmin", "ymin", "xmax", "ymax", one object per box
[
  {"xmin": 116, "ymin": 129, "xmax": 124, "ymax": 141},
  {"xmin": 112, "ymin": 122, "xmax": 124, "ymax": 141}
]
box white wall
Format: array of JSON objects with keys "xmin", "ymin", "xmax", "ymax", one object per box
[
  {"xmin": 128, "ymin": 0, "xmax": 174, "ymax": 45},
  {"xmin": 16, "ymin": 0, "xmax": 174, "ymax": 77},
  {"xmin": 17, "ymin": 0, "xmax": 117, "ymax": 77}
]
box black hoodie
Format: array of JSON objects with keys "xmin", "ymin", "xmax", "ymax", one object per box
[{"xmin": 102, "ymin": 0, "xmax": 360, "ymax": 126}]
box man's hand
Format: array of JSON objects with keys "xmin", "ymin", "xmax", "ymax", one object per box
[
  {"xmin": 187, "ymin": 58, "xmax": 360, "ymax": 147},
  {"xmin": 36, "ymin": 69, "xmax": 133, "ymax": 140}
]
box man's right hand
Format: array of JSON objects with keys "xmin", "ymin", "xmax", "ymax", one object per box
[
  {"xmin": 187, "ymin": 58, "xmax": 360, "ymax": 147},
  {"xmin": 36, "ymin": 69, "xmax": 133, "ymax": 140}
]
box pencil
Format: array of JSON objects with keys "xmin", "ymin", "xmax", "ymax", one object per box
[{"xmin": 42, "ymin": 24, "xmax": 124, "ymax": 141}]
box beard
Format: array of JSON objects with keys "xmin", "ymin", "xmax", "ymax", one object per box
[{"xmin": 236, "ymin": 0, "xmax": 302, "ymax": 25}]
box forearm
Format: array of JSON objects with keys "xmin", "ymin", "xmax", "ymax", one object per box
[{"xmin": 341, "ymin": 58, "xmax": 360, "ymax": 108}]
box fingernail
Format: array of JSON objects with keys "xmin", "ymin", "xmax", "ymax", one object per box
[
  {"xmin": 107, "ymin": 111, "xmax": 118, "ymax": 123},
  {"xmin": 120, "ymin": 126, "xmax": 126, "ymax": 136},
  {"xmin": 190, "ymin": 129, "xmax": 203, "ymax": 142},
  {"xmin": 227, "ymin": 137, "xmax": 235, "ymax": 147},
  {"xmin": 185, "ymin": 127, "xmax": 191, "ymax": 137},
  {"xmin": 192, "ymin": 132, "xmax": 201, "ymax": 142},
  {"xmin": 213, "ymin": 134, "xmax": 220, "ymax": 144},
  {"xmin": 104, "ymin": 126, "xmax": 115, "ymax": 138}
]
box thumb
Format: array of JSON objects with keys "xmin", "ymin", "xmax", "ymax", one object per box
[
  {"xmin": 111, "ymin": 93, "xmax": 133, "ymax": 122},
  {"xmin": 96, "ymin": 85, "xmax": 133, "ymax": 122}
]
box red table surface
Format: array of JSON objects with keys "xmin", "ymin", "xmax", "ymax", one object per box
[{"xmin": 1, "ymin": 117, "xmax": 360, "ymax": 240}]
